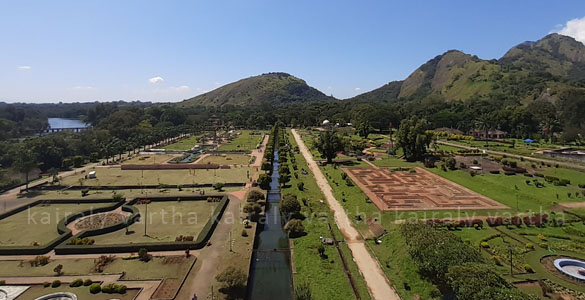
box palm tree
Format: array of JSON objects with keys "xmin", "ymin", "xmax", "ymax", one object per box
[{"xmin": 475, "ymin": 114, "xmax": 494, "ymax": 147}]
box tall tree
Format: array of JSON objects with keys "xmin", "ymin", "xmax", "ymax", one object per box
[
  {"xmin": 14, "ymin": 145, "xmax": 37, "ymax": 191},
  {"xmin": 313, "ymin": 130, "xmax": 345, "ymax": 163},
  {"xmin": 395, "ymin": 117, "xmax": 433, "ymax": 161}
]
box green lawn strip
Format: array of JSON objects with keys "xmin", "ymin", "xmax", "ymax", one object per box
[
  {"xmin": 198, "ymin": 154, "xmax": 253, "ymax": 165},
  {"xmin": 61, "ymin": 167, "xmax": 252, "ymax": 186},
  {"xmin": 107, "ymin": 256, "xmax": 195, "ymax": 280},
  {"xmin": 367, "ymin": 225, "xmax": 439, "ymax": 299},
  {"xmin": 218, "ymin": 130, "xmax": 266, "ymax": 152},
  {"xmin": 0, "ymin": 203, "xmax": 113, "ymax": 247},
  {"xmin": 427, "ymin": 168, "xmax": 584, "ymax": 212},
  {"xmin": 16, "ymin": 285, "xmax": 140, "ymax": 300},
  {"xmin": 92, "ymin": 201, "xmax": 218, "ymax": 244},
  {"xmin": 163, "ymin": 135, "xmax": 202, "ymax": 151},
  {"xmin": 27, "ymin": 187, "xmax": 241, "ymax": 201},
  {"xmin": 0, "ymin": 256, "xmax": 194, "ymax": 279},
  {"xmin": 0, "ymin": 259, "xmax": 96, "ymax": 277},
  {"xmin": 283, "ymin": 129, "xmax": 362, "ymax": 300},
  {"xmin": 122, "ymin": 154, "xmax": 177, "ymax": 165}
]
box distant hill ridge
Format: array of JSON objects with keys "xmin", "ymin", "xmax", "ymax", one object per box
[
  {"xmin": 179, "ymin": 34, "xmax": 585, "ymax": 107},
  {"xmin": 179, "ymin": 72, "xmax": 334, "ymax": 107}
]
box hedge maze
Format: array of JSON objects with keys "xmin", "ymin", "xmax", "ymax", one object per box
[{"xmin": 343, "ymin": 167, "xmax": 508, "ymax": 211}]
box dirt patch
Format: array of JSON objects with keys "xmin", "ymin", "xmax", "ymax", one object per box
[{"xmin": 343, "ymin": 167, "xmax": 508, "ymax": 211}]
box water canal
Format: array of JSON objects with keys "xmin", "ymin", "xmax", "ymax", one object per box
[{"xmin": 246, "ymin": 150, "xmax": 294, "ymax": 300}]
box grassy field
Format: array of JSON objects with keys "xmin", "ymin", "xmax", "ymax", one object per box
[
  {"xmin": 0, "ymin": 203, "xmax": 113, "ymax": 247},
  {"xmin": 198, "ymin": 154, "xmax": 253, "ymax": 165},
  {"xmin": 0, "ymin": 255, "xmax": 195, "ymax": 278},
  {"xmin": 427, "ymin": 168, "xmax": 584, "ymax": 213},
  {"xmin": 20, "ymin": 187, "xmax": 242, "ymax": 202},
  {"xmin": 283, "ymin": 129, "xmax": 371, "ymax": 300},
  {"xmin": 121, "ymin": 154, "xmax": 178, "ymax": 165},
  {"xmin": 61, "ymin": 166, "xmax": 253, "ymax": 186},
  {"xmin": 92, "ymin": 201, "xmax": 218, "ymax": 244},
  {"xmin": 163, "ymin": 135, "xmax": 202, "ymax": 151},
  {"xmin": 218, "ymin": 130, "xmax": 265, "ymax": 152},
  {"xmin": 15, "ymin": 285, "xmax": 140, "ymax": 300}
]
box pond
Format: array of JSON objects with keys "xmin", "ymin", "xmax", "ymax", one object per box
[{"xmin": 47, "ymin": 118, "xmax": 89, "ymax": 129}]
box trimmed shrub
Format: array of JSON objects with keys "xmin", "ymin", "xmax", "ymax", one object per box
[
  {"xmin": 69, "ymin": 279, "xmax": 83, "ymax": 287},
  {"xmin": 524, "ymin": 264, "xmax": 534, "ymax": 273},
  {"xmin": 89, "ymin": 283, "xmax": 101, "ymax": 294},
  {"xmin": 480, "ymin": 242, "xmax": 490, "ymax": 248},
  {"xmin": 43, "ymin": 282, "xmax": 51, "ymax": 288},
  {"xmin": 51, "ymin": 280, "xmax": 61, "ymax": 288},
  {"xmin": 525, "ymin": 243, "xmax": 534, "ymax": 250},
  {"xmin": 492, "ymin": 256, "xmax": 503, "ymax": 266},
  {"xmin": 246, "ymin": 189, "xmax": 265, "ymax": 202},
  {"xmin": 504, "ymin": 171, "xmax": 516, "ymax": 176},
  {"xmin": 83, "ymin": 279, "xmax": 93, "ymax": 286},
  {"xmin": 241, "ymin": 229, "xmax": 248, "ymax": 237},
  {"xmin": 297, "ymin": 182, "xmax": 304, "ymax": 191}
]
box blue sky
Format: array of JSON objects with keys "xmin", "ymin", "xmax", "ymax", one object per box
[{"xmin": 1, "ymin": 0, "xmax": 585, "ymax": 103}]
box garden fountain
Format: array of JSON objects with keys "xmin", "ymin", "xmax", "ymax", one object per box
[{"xmin": 554, "ymin": 258, "xmax": 585, "ymax": 281}]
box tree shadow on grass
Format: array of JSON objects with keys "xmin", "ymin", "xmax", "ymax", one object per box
[{"xmin": 218, "ymin": 285, "xmax": 247, "ymax": 300}]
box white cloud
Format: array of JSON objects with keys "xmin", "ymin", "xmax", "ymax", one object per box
[
  {"xmin": 148, "ymin": 76, "xmax": 164, "ymax": 84},
  {"xmin": 70, "ymin": 86, "xmax": 95, "ymax": 91},
  {"xmin": 556, "ymin": 16, "xmax": 585, "ymax": 44},
  {"xmin": 354, "ymin": 87, "xmax": 361, "ymax": 91},
  {"xmin": 17, "ymin": 66, "xmax": 31, "ymax": 70},
  {"xmin": 168, "ymin": 85, "xmax": 190, "ymax": 92}
]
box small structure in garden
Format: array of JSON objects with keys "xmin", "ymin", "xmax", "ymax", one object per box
[
  {"xmin": 554, "ymin": 258, "xmax": 585, "ymax": 281},
  {"xmin": 33, "ymin": 292, "xmax": 77, "ymax": 300},
  {"xmin": 0, "ymin": 286, "xmax": 29, "ymax": 300}
]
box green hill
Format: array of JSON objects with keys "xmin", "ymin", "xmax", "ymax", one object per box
[
  {"xmin": 351, "ymin": 33, "xmax": 585, "ymax": 104},
  {"xmin": 179, "ymin": 72, "xmax": 334, "ymax": 107}
]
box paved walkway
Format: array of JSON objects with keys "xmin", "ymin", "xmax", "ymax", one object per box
[
  {"xmin": 291, "ymin": 129, "xmax": 400, "ymax": 300},
  {"xmin": 175, "ymin": 194, "xmax": 243, "ymax": 300}
]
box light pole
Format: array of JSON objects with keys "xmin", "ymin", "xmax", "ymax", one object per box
[{"xmin": 143, "ymin": 193, "xmax": 149, "ymax": 237}]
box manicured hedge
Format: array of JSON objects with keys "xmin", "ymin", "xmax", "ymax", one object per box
[
  {"xmin": 54, "ymin": 196, "xmax": 229, "ymax": 254},
  {"xmin": 0, "ymin": 199, "xmax": 122, "ymax": 255}
]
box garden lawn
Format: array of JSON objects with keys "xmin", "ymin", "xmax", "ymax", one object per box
[
  {"xmin": 427, "ymin": 168, "xmax": 585, "ymax": 212},
  {"xmin": 0, "ymin": 256, "xmax": 195, "ymax": 280},
  {"xmin": 198, "ymin": 154, "xmax": 253, "ymax": 165},
  {"xmin": 61, "ymin": 166, "xmax": 253, "ymax": 186},
  {"xmin": 0, "ymin": 203, "xmax": 113, "ymax": 247},
  {"xmin": 92, "ymin": 201, "xmax": 218, "ymax": 244},
  {"xmin": 218, "ymin": 130, "xmax": 265, "ymax": 152},
  {"xmin": 283, "ymin": 129, "xmax": 371, "ymax": 300},
  {"xmin": 14, "ymin": 285, "xmax": 140, "ymax": 300},
  {"xmin": 121, "ymin": 154, "xmax": 178, "ymax": 165},
  {"xmin": 19, "ymin": 187, "xmax": 242, "ymax": 201},
  {"xmin": 163, "ymin": 135, "xmax": 202, "ymax": 151}
]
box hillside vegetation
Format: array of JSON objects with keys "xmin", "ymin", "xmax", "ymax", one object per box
[{"xmin": 179, "ymin": 72, "xmax": 334, "ymax": 107}]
